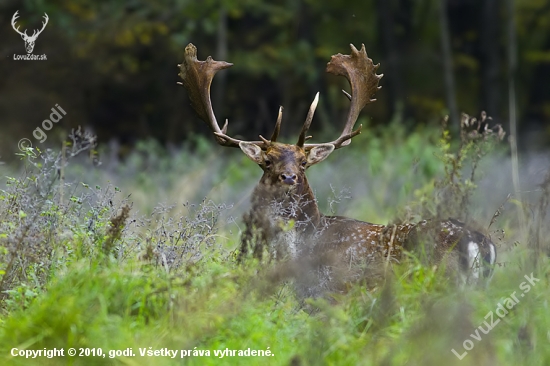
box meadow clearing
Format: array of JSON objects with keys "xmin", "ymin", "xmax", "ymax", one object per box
[{"xmin": 0, "ymin": 120, "xmax": 549, "ymax": 366}]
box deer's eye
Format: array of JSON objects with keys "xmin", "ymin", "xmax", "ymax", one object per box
[
  {"xmin": 264, "ymin": 160, "xmax": 271, "ymax": 168},
  {"xmin": 301, "ymin": 161, "xmax": 307, "ymax": 168}
]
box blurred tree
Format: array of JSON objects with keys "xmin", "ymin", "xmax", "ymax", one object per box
[
  {"xmin": 516, "ymin": 0, "xmax": 550, "ymax": 146},
  {"xmin": 0, "ymin": 0, "xmax": 549, "ymax": 160},
  {"xmin": 439, "ymin": 0, "xmax": 459, "ymax": 129},
  {"xmin": 376, "ymin": 0, "xmax": 405, "ymax": 120},
  {"xmin": 480, "ymin": 0, "xmax": 501, "ymax": 119}
]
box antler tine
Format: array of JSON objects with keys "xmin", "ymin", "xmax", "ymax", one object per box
[
  {"xmin": 36, "ymin": 13, "xmax": 49, "ymax": 36},
  {"xmin": 259, "ymin": 106, "xmax": 283, "ymax": 145},
  {"xmin": 306, "ymin": 44, "xmax": 382, "ymax": 151},
  {"xmin": 297, "ymin": 92, "xmax": 319, "ymax": 147},
  {"xmin": 269, "ymin": 106, "xmax": 283, "ymax": 142},
  {"xmin": 11, "ymin": 11, "xmax": 25, "ymax": 37},
  {"xmin": 178, "ymin": 43, "xmax": 265, "ymax": 148}
]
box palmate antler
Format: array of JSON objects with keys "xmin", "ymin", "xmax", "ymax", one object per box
[
  {"xmin": 300, "ymin": 44, "xmax": 383, "ymax": 150},
  {"xmin": 178, "ymin": 43, "xmax": 382, "ymax": 150}
]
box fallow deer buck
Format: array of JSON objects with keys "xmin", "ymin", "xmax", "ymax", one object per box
[{"xmin": 177, "ymin": 43, "xmax": 496, "ymax": 286}]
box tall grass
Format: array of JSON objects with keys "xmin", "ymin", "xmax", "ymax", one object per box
[{"xmin": 0, "ymin": 120, "xmax": 548, "ymax": 365}]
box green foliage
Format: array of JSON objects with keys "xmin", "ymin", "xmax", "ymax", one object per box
[
  {"xmin": 0, "ymin": 124, "xmax": 549, "ymax": 365},
  {"xmin": 0, "ymin": 130, "xmax": 101, "ymax": 303},
  {"xmin": 429, "ymin": 113, "xmax": 506, "ymax": 221},
  {"xmin": 1, "ymin": 248, "xmax": 548, "ymax": 365}
]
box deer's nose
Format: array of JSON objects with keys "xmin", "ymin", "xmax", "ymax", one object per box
[{"xmin": 280, "ymin": 173, "xmax": 297, "ymax": 185}]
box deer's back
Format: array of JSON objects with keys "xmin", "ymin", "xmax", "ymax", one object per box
[
  {"xmin": 315, "ymin": 215, "xmax": 415, "ymax": 262},
  {"xmin": 313, "ymin": 216, "xmax": 496, "ymax": 283}
]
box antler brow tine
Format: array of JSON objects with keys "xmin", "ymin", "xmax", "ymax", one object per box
[
  {"xmin": 269, "ymin": 106, "xmax": 283, "ymax": 142},
  {"xmin": 297, "ymin": 92, "xmax": 319, "ymax": 147}
]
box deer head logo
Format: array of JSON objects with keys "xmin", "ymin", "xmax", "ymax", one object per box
[{"xmin": 11, "ymin": 11, "xmax": 49, "ymax": 54}]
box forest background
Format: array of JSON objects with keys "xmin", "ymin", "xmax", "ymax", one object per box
[{"xmin": 1, "ymin": 0, "xmax": 549, "ymax": 156}]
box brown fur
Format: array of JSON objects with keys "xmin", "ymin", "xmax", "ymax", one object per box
[
  {"xmin": 177, "ymin": 43, "xmax": 496, "ymax": 289},
  {"xmin": 239, "ymin": 142, "xmax": 496, "ymax": 287}
]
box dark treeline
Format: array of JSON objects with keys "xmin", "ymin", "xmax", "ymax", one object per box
[{"xmin": 1, "ymin": 0, "xmax": 549, "ymax": 159}]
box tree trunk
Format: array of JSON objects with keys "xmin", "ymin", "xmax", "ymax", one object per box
[
  {"xmin": 506, "ymin": 0, "xmax": 527, "ymax": 247},
  {"xmin": 439, "ymin": 0, "xmax": 459, "ymax": 130},
  {"xmin": 214, "ymin": 6, "xmax": 228, "ymax": 116},
  {"xmin": 480, "ymin": 0, "xmax": 500, "ymax": 118},
  {"xmin": 376, "ymin": 0, "xmax": 404, "ymax": 119}
]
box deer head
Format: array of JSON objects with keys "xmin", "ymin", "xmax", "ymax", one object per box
[
  {"xmin": 12, "ymin": 11, "xmax": 49, "ymax": 54},
  {"xmin": 178, "ymin": 43, "xmax": 382, "ymax": 204}
]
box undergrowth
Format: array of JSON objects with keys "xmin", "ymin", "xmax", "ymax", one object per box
[{"xmin": 0, "ymin": 120, "xmax": 548, "ymax": 366}]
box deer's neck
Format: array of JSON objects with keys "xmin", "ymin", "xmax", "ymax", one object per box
[{"xmin": 252, "ymin": 176, "xmax": 322, "ymax": 230}]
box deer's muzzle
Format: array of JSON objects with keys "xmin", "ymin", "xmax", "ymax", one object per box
[{"xmin": 280, "ymin": 173, "xmax": 297, "ymax": 185}]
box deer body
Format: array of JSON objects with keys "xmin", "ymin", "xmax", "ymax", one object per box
[
  {"xmin": 238, "ymin": 141, "xmax": 494, "ymax": 284},
  {"xmin": 177, "ymin": 43, "xmax": 496, "ymax": 285}
]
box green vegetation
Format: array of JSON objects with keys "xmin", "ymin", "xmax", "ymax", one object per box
[{"xmin": 0, "ymin": 122, "xmax": 548, "ymax": 366}]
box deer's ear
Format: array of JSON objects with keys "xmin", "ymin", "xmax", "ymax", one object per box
[
  {"xmin": 239, "ymin": 142, "xmax": 264, "ymax": 164},
  {"xmin": 307, "ymin": 144, "xmax": 335, "ymax": 166}
]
